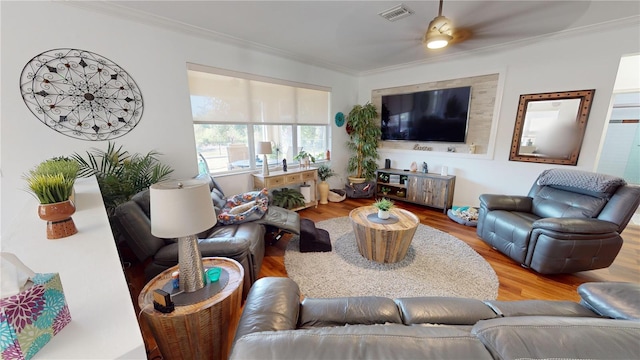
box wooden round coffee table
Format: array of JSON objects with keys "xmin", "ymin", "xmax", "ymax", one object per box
[{"xmin": 349, "ymin": 206, "xmax": 419, "ymax": 263}]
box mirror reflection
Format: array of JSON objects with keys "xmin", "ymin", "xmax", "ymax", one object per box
[
  {"xmin": 510, "ymin": 90, "xmax": 595, "ymax": 166},
  {"xmin": 519, "ymin": 98, "xmax": 581, "ymax": 158}
]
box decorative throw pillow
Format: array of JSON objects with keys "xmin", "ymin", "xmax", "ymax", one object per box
[{"xmin": 218, "ymin": 189, "xmax": 269, "ymax": 225}]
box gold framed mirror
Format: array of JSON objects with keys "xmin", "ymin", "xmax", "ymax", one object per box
[{"xmin": 509, "ymin": 89, "xmax": 595, "ymax": 165}]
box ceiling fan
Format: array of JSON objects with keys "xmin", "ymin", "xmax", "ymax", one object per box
[
  {"xmin": 423, "ymin": 0, "xmax": 456, "ymax": 49},
  {"xmin": 420, "ymin": 0, "xmax": 579, "ymax": 51}
]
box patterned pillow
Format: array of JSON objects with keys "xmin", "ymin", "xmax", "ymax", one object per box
[{"xmin": 217, "ymin": 189, "xmax": 269, "ymax": 225}]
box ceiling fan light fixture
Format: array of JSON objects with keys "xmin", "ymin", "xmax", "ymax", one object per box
[
  {"xmin": 425, "ymin": 35, "xmax": 451, "ymax": 49},
  {"xmin": 424, "ymin": 15, "xmax": 453, "ymax": 49},
  {"xmin": 427, "ymin": 15, "xmax": 452, "ymax": 33}
]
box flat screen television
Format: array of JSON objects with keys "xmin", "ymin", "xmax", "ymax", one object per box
[{"xmin": 380, "ymin": 86, "xmax": 471, "ymax": 142}]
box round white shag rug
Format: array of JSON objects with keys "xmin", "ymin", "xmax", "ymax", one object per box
[{"xmin": 285, "ymin": 217, "xmax": 499, "ymax": 300}]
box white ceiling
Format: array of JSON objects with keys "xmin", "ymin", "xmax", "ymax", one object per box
[{"xmin": 73, "ymin": 1, "xmax": 640, "ymax": 74}]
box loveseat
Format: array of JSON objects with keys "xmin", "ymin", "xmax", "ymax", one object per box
[
  {"xmin": 114, "ymin": 175, "xmax": 300, "ymax": 297},
  {"xmin": 231, "ymin": 277, "xmax": 640, "ymax": 359},
  {"xmin": 477, "ymin": 169, "xmax": 640, "ymax": 274}
]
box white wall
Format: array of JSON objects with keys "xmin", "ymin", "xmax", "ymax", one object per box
[
  {"xmin": 358, "ymin": 22, "xmax": 640, "ymax": 206},
  {"xmin": 613, "ymin": 54, "xmax": 640, "ymax": 92},
  {"xmin": 2, "ymin": 2, "xmax": 638, "ymax": 232},
  {"xmin": 0, "ymin": 1, "xmax": 357, "ymax": 230},
  {"xmin": 597, "ymin": 54, "xmax": 640, "ymax": 184}
]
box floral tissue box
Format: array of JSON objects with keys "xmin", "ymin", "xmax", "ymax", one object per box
[{"xmin": 0, "ymin": 273, "xmax": 71, "ymax": 360}]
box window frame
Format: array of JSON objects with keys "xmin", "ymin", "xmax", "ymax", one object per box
[{"xmin": 188, "ymin": 63, "xmax": 331, "ymax": 175}]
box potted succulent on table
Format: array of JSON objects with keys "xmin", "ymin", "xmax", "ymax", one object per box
[
  {"xmin": 25, "ymin": 158, "xmax": 80, "ymax": 239},
  {"xmin": 316, "ymin": 164, "xmax": 336, "ymax": 205},
  {"xmin": 293, "ymin": 148, "xmax": 316, "ymax": 169},
  {"xmin": 373, "ymin": 198, "xmax": 394, "ymax": 220},
  {"xmin": 346, "ymin": 102, "xmax": 380, "ymax": 184}
]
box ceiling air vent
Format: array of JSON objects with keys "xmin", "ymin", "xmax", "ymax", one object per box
[{"xmin": 379, "ymin": 4, "xmax": 414, "ymax": 22}]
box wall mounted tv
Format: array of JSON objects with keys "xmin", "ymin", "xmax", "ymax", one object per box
[{"xmin": 380, "ymin": 86, "xmax": 471, "ymax": 143}]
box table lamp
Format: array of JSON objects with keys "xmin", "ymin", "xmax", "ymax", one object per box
[
  {"xmin": 150, "ymin": 179, "xmax": 216, "ymax": 292},
  {"xmin": 257, "ymin": 141, "xmax": 272, "ymax": 176}
]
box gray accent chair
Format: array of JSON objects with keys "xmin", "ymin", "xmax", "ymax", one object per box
[
  {"xmin": 114, "ymin": 174, "xmax": 300, "ymax": 298},
  {"xmin": 230, "ymin": 277, "xmax": 640, "ymax": 359},
  {"xmin": 477, "ymin": 169, "xmax": 640, "ymax": 274}
]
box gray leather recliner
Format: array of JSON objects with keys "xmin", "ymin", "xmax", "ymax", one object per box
[
  {"xmin": 477, "ymin": 169, "xmax": 640, "ymax": 274},
  {"xmin": 114, "ymin": 174, "xmax": 300, "ymax": 298}
]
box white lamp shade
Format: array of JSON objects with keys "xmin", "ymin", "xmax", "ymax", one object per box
[
  {"xmin": 257, "ymin": 141, "xmax": 272, "ymax": 155},
  {"xmin": 150, "ymin": 179, "xmax": 217, "ymax": 238}
]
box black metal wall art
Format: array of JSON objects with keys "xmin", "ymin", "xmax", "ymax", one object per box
[{"xmin": 20, "ymin": 48, "xmax": 144, "ymax": 141}]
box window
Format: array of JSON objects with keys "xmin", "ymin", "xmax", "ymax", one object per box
[{"xmin": 188, "ymin": 64, "xmax": 330, "ymax": 174}]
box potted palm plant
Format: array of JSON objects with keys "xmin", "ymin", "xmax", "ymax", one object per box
[
  {"xmin": 346, "ymin": 103, "xmax": 381, "ymax": 184},
  {"xmin": 372, "ymin": 198, "xmax": 394, "ymax": 219},
  {"xmin": 25, "ymin": 158, "xmax": 80, "ymax": 239},
  {"xmin": 316, "ymin": 164, "xmax": 336, "ymax": 204},
  {"xmin": 71, "ymin": 142, "xmax": 173, "ymax": 216}
]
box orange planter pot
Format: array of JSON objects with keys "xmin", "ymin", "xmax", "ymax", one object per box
[{"xmin": 38, "ymin": 200, "xmax": 78, "ymax": 239}]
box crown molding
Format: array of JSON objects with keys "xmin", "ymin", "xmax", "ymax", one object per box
[
  {"xmin": 60, "ymin": 1, "xmax": 639, "ymax": 77},
  {"xmin": 360, "ymin": 15, "xmax": 640, "ymax": 76},
  {"xmin": 60, "ymin": 0, "xmax": 359, "ymax": 76}
]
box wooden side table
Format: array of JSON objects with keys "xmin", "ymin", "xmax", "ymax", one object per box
[
  {"xmin": 138, "ymin": 257, "xmax": 244, "ymax": 360},
  {"xmin": 349, "ymin": 206, "xmax": 419, "ymax": 263},
  {"xmin": 252, "ymin": 168, "xmax": 318, "ymax": 211}
]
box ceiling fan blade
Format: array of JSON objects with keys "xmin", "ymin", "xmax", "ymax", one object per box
[
  {"xmin": 449, "ymin": 28, "xmax": 473, "ymax": 45},
  {"xmin": 446, "ymin": 1, "xmax": 591, "ymax": 45}
]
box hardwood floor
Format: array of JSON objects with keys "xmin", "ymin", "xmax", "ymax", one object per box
[
  {"xmin": 125, "ymin": 197, "xmax": 639, "ymax": 358},
  {"xmin": 262, "ymin": 198, "xmax": 639, "ymax": 302}
]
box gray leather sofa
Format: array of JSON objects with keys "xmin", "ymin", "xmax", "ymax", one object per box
[
  {"xmin": 477, "ymin": 169, "xmax": 640, "ymax": 274},
  {"xmin": 231, "ymin": 277, "xmax": 640, "ymax": 359},
  {"xmin": 114, "ymin": 175, "xmax": 299, "ymax": 298}
]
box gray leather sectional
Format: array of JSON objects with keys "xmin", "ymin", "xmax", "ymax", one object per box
[{"xmin": 231, "ymin": 278, "xmax": 640, "ymax": 359}]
